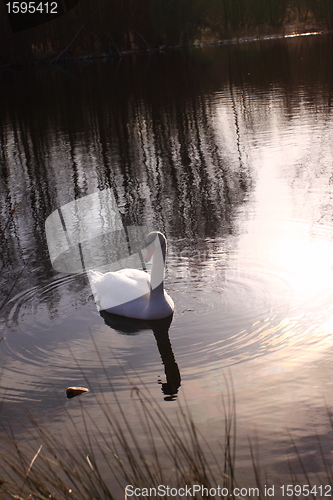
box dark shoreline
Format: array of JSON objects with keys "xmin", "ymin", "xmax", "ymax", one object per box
[
  {"xmin": 1, "ymin": 0, "xmax": 331, "ymax": 70},
  {"xmin": 1, "ymin": 25, "xmax": 331, "ymax": 69}
]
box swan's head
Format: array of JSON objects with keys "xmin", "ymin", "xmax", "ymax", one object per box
[{"xmin": 144, "ymin": 231, "xmax": 167, "ymax": 263}]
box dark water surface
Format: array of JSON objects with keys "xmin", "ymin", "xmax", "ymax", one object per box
[{"xmin": 1, "ymin": 33, "xmax": 333, "ymax": 489}]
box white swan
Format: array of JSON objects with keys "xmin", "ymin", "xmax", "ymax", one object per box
[{"xmin": 88, "ymin": 231, "xmax": 174, "ymax": 320}]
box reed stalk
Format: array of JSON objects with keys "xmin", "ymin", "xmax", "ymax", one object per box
[
  {"xmin": 0, "ymin": 371, "xmax": 241, "ymax": 500},
  {"xmin": 1, "ymin": 363, "xmax": 332, "ymax": 499}
]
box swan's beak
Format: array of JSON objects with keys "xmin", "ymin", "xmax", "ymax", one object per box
[{"xmin": 144, "ymin": 244, "xmax": 154, "ymax": 263}]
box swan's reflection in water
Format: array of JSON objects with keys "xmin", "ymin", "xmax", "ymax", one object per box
[{"xmin": 100, "ymin": 312, "xmax": 181, "ymax": 401}]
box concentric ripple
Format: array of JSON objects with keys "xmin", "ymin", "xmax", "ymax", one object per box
[
  {"xmin": 168, "ymin": 245, "xmax": 333, "ymax": 375},
  {"xmin": 5, "ymin": 273, "xmax": 88, "ymax": 327},
  {"xmin": 2, "ymin": 224, "xmax": 333, "ymax": 405}
]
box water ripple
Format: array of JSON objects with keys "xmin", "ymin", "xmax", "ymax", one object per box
[{"xmin": 169, "ymin": 251, "xmax": 333, "ymax": 374}]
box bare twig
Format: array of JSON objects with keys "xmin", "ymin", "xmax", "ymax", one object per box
[
  {"xmin": 0, "ymin": 203, "xmax": 20, "ymax": 237},
  {"xmin": 134, "ymin": 31, "xmax": 150, "ymax": 49},
  {"xmin": 50, "ymin": 0, "xmax": 106, "ymax": 64}
]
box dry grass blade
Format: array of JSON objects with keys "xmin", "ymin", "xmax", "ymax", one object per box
[
  {"xmin": 0, "ymin": 363, "xmax": 239, "ymax": 500},
  {"xmin": 1, "ymin": 346, "xmax": 333, "ymax": 500},
  {"xmin": 26, "ymin": 444, "xmax": 42, "ymax": 477}
]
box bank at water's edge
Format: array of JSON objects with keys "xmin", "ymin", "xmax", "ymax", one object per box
[{"xmin": 0, "ymin": 0, "xmax": 332, "ymax": 66}]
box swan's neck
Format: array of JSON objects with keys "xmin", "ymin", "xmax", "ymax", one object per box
[{"xmin": 150, "ymin": 241, "xmax": 165, "ymax": 294}]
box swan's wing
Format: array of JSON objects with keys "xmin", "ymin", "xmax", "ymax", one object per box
[
  {"xmin": 88, "ymin": 269, "xmax": 150, "ymax": 311},
  {"xmin": 117, "ymin": 268, "xmax": 150, "ymax": 282},
  {"xmin": 88, "ymin": 270, "xmax": 103, "ymax": 304},
  {"xmin": 88, "ymin": 270, "xmax": 104, "ymax": 281}
]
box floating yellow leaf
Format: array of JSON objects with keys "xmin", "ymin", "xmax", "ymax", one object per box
[{"xmin": 66, "ymin": 387, "xmax": 89, "ymax": 399}]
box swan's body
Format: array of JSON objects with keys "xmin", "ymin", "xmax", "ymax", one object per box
[{"xmin": 88, "ymin": 232, "xmax": 174, "ymax": 320}]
